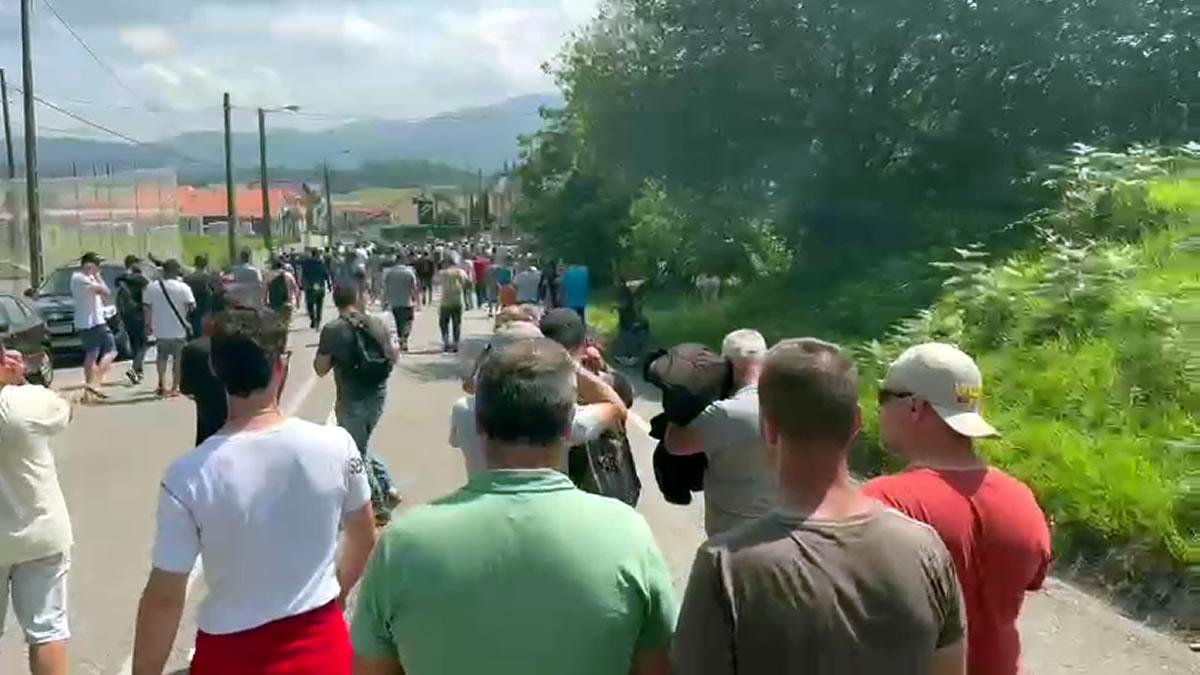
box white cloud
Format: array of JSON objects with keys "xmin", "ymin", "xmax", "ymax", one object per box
[
  {"xmin": 270, "ymin": 11, "xmax": 390, "ymax": 45},
  {"xmin": 119, "ymin": 26, "xmax": 177, "ymax": 57}
]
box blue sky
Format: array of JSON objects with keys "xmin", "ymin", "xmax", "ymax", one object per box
[{"xmin": 0, "ymin": 0, "xmax": 596, "ymax": 140}]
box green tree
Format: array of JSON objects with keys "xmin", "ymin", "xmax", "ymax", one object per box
[{"xmin": 559, "ymin": 0, "xmax": 1194, "ymax": 267}]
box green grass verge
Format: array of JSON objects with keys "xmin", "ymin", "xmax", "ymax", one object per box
[
  {"xmin": 181, "ymin": 234, "xmax": 269, "ymax": 270},
  {"xmin": 592, "ymin": 179, "xmax": 1199, "ymax": 576}
]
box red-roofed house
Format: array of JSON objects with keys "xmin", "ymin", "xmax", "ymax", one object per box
[{"xmin": 178, "ymin": 184, "xmax": 306, "ymax": 238}]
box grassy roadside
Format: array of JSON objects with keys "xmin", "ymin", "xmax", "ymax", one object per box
[
  {"xmin": 590, "ymin": 179, "xmax": 1199, "ymax": 604},
  {"xmin": 181, "ymin": 234, "xmax": 269, "ymax": 270}
]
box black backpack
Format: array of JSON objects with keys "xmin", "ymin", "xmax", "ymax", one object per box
[
  {"xmin": 267, "ymin": 274, "xmax": 290, "ymax": 309},
  {"xmin": 568, "ymin": 430, "xmax": 642, "ymax": 507},
  {"xmin": 346, "ymin": 315, "xmax": 392, "ymax": 386}
]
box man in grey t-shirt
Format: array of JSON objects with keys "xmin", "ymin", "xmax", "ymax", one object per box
[
  {"xmin": 666, "ymin": 328, "xmax": 778, "ymax": 536},
  {"xmin": 383, "ymin": 257, "xmax": 419, "ymax": 352}
]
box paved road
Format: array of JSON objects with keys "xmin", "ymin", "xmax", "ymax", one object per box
[{"xmin": 2, "ymin": 301, "xmax": 1195, "ymax": 674}]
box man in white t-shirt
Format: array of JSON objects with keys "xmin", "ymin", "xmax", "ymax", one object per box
[
  {"xmin": 132, "ymin": 307, "xmax": 377, "ymax": 675},
  {"xmin": 450, "ymin": 321, "xmax": 628, "ymax": 479},
  {"xmin": 71, "ymin": 252, "xmax": 116, "ymax": 402},
  {"xmin": 143, "ymin": 259, "xmax": 196, "ymax": 398},
  {"xmin": 0, "ymin": 343, "xmax": 73, "ymax": 675}
]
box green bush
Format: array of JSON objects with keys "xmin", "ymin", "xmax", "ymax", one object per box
[{"xmin": 594, "ymin": 158, "xmax": 1199, "ymax": 578}]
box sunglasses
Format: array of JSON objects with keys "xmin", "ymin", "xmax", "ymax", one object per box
[{"xmin": 877, "ymin": 389, "xmax": 914, "ymax": 405}]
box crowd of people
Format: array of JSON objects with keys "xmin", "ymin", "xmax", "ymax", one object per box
[{"xmin": 0, "ymin": 239, "xmax": 1053, "ymax": 675}]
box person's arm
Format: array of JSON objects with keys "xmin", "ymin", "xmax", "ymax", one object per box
[
  {"xmin": 134, "ymin": 484, "xmax": 200, "ymax": 675},
  {"xmin": 671, "ymin": 546, "xmax": 733, "ymax": 675},
  {"xmin": 630, "ymin": 519, "xmax": 677, "ymax": 675},
  {"xmin": 929, "ymin": 542, "xmax": 968, "ymax": 675},
  {"xmin": 88, "ymin": 274, "xmax": 113, "ymax": 300},
  {"xmin": 930, "ymin": 641, "xmax": 967, "ymax": 675},
  {"xmin": 664, "ymin": 422, "xmax": 705, "ymax": 456},
  {"xmin": 338, "ymin": 503, "xmax": 377, "ymax": 607},
  {"xmin": 131, "ymin": 569, "xmax": 189, "ymax": 675},
  {"xmin": 314, "ymin": 326, "xmax": 335, "ymax": 377}
]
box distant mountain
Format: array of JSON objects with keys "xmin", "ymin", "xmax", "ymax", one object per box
[{"xmin": 17, "ymin": 93, "xmax": 562, "ymax": 179}]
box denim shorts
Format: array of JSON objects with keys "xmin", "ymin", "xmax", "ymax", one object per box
[
  {"xmin": 80, "ymin": 324, "xmax": 115, "ymax": 357},
  {"xmin": 0, "ymin": 553, "xmax": 71, "ymax": 645}
]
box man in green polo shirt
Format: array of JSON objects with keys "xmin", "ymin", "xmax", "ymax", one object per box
[{"xmin": 351, "ymin": 338, "xmax": 677, "ymax": 675}]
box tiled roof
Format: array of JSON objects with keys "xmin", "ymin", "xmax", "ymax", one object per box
[{"xmin": 177, "ymin": 185, "xmax": 300, "ymax": 218}]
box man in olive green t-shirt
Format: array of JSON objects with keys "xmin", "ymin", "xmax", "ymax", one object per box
[{"xmin": 352, "ymin": 339, "xmax": 677, "ymax": 675}]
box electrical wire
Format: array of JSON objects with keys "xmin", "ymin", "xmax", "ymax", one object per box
[
  {"xmin": 10, "ymin": 85, "xmax": 220, "ymax": 167},
  {"xmin": 38, "ymin": 0, "xmax": 157, "ymax": 111}
]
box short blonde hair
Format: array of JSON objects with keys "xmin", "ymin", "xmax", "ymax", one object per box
[{"xmin": 722, "ymin": 329, "xmax": 767, "ymax": 362}]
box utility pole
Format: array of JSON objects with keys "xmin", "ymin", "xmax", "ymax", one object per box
[
  {"xmin": 223, "ymin": 92, "xmax": 236, "ymax": 266},
  {"xmin": 323, "ymin": 161, "xmax": 334, "ymax": 245},
  {"xmin": 1, "ymin": 69, "xmax": 14, "ymax": 180},
  {"xmin": 2, "ymin": 68, "xmax": 19, "ymax": 256},
  {"xmin": 257, "ymin": 108, "xmax": 273, "ymax": 252},
  {"xmin": 20, "ymin": 0, "xmax": 43, "ymax": 286}
]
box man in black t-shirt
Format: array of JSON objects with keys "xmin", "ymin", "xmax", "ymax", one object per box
[
  {"xmin": 414, "ymin": 253, "xmax": 435, "ymax": 306},
  {"xmin": 179, "ymin": 326, "xmax": 227, "ymax": 445},
  {"xmin": 297, "ymin": 248, "xmax": 332, "ymax": 328},
  {"xmin": 116, "ymin": 255, "xmax": 150, "ymax": 384},
  {"xmin": 183, "ymin": 254, "xmax": 224, "ymax": 338},
  {"xmin": 314, "ymin": 285, "xmax": 400, "ymax": 523}
]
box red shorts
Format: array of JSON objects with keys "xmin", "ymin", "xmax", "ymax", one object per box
[{"xmin": 191, "ymin": 601, "xmax": 350, "ymax": 675}]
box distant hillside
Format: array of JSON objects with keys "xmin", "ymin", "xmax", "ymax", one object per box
[{"xmin": 18, "ymin": 93, "xmax": 562, "ymax": 178}]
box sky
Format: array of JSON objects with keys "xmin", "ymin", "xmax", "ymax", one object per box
[{"xmin": 0, "ymin": 0, "xmax": 597, "ymax": 141}]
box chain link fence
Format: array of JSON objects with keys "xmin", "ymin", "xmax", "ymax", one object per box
[{"xmin": 0, "ymin": 168, "xmax": 181, "ymax": 294}]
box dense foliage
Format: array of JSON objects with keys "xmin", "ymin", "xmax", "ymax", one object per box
[
  {"xmin": 591, "ymin": 151, "xmax": 1199, "ymax": 598},
  {"xmin": 521, "ymin": 0, "xmax": 1194, "ymax": 278}
]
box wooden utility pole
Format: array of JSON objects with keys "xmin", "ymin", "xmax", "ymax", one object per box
[
  {"xmin": 223, "ymin": 92, "xmax": 236, "ymax": 266},
  {"xmin": 257, "ymin": 107, "xmax": 273, "ymax": 252},
  {"xmin": 1, "ymin": 69, "xmax": 14, "ymax": 180},
  {"xmin": 20, "ymin": 0, "xmax": 43, "ymax": 286},
  {"xmin": 2, "ymin": 68, "xmax": 19, "ymax": 256},
  {"xmin": 323, "ymin": 162, "xmax": 334, "ymax": 245}
]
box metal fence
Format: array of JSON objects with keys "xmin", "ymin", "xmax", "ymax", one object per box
[{"xmin": 0, "ymin": 168, "xmax": 181, "ymax": 293}]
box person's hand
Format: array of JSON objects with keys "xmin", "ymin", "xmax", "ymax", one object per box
[{"xmin": 581, "ymin": 345, "xmax": 605, "ymax": 373}]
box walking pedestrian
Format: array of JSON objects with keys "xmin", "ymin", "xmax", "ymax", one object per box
[
  {"xmin": 0, "ymin": 343, "xmax": 73, "ymax": 675},
  {"xmin": 437, "ymin": 261, "xmax": 470, "ymax": 352},
  {"xmin": 472, "ymin": 253, "xmax": 491, "ymax": 311},
  {"xmin": 132, "ymin": 308, "xmax": 377, "ymax": 675},
  {"xmin": 562, "ymin": 264, "xmax": 590, "ymax": 324},
  {"xmin": 116, "ymin": 255, "xmax": 150, "ymax": 385},
  {"xmin": 297, "ymin": 248, "xmax": 332, "ymax": 329},
  {"xmin": 315, "ymin": 285, "xmax": 401, "ymax": 525},
  {"xmin": 71, "ymin": 252, "xmax": 116, "ymax": 403},
  {"xmin": 383, "ymin": 255, "xmax": 419, "ymax": 353},
  {"xmin": 179, "ymin": 314, "xmax": 227, "ymax": 446},
  {"xmin": 515, "ymin": 264, "xmax": 541, "ymax": 304},
  {"xmin": 144, "ymin": 259, "xmax": 195, "ymax": 398},
  {"xmin": 672, "ymin": 338, "xmax": 967, "ymax": 675},
  {"xmin": 665, "ymin": 329, "xmax": 778, "ymax": 536},
  {"xmin": 863, "ymin": 343, "xmax": 1051, "ymax": 675},
  {"xmin": 230, "ymin": 248, "xmax": 264, "ymax": 309},
  {"xmin": 352, "ymin": 339, "xmax": 676, "ymax": 675},
  {"xmin": 264, "ymin": 258, "xmax": 299, "ymax": 327},
  {"xmin": 183, "ymin": 255, "xmax": 224, "ymax": 339},
  {"xmin": 414, "ymin": 252, "xmax": 435, "ymax": 306}
]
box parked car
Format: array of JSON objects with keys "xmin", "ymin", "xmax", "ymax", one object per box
[
  {"xmin": 28, "ymin": 263, "xmax": 158, "ymax": 358},
  {"xmin": 0, "ymin": 292, "xmax": 54, "ymax": 385}
]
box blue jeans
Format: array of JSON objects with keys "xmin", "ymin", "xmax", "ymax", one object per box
[{"xmin": 335, "ymin": 395, "xmax": 395, "ymax": 515}]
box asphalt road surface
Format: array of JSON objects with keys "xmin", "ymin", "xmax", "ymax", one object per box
[{"xmin": 1, "ymin": 300, "xmax": 1195, "ymax": 674}]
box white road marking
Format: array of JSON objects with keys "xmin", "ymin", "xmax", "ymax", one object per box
[{"xmin": 627, "ymin": 410, "xmax": 651, "ymax": 434}]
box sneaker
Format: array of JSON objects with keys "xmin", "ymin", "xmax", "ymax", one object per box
[{"xmin": 126, "ymin": 370, "xmax": 138, "ymax": 385}]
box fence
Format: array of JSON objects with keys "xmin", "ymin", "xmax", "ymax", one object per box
[{"xmin": 0, "ymin": 168, "xmax": 181, "ymax": 293}]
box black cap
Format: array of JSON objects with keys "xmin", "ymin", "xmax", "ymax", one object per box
[
  {"xmin": 80, "ymin": 251, "xmax": 104, "ymax": 266},
  {"xmin": 123, "ymin": 254, "xmax": 141, "ymax": 268},
  {"xmin": 539, "ymin": 308, "xmax": 586, "ymax": 351}
]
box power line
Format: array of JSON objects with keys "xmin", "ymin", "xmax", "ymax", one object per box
[
  {"xmin": 10, "ymin": 85, "xmax": 219, "ymax": 167},
  {"xmin": 38, "ymin": 0, "xmax": 156, "ymax": 111}
]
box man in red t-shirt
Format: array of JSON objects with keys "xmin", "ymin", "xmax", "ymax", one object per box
[{"xmin": 863, "ymin": 343, "xmax": 1050, "ymax": 675}]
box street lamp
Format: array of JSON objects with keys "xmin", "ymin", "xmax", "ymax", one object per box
[
  {"xmin": 258, "ymin": 104, "xmax": 300, "ymax": 253},
  {"xmin": 323, "ymin": 149, "xmax": 351, "ymax": 247}
]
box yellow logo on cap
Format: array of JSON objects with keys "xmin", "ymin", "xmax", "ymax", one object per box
[{"xmin": 955, "ymin": 384, "xmax": 981, "ymax": 406}]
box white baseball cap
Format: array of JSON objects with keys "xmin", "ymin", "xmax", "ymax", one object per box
[{"xmin": 883, "ymin": 342, "xmax": 999, "ymax": 438}]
